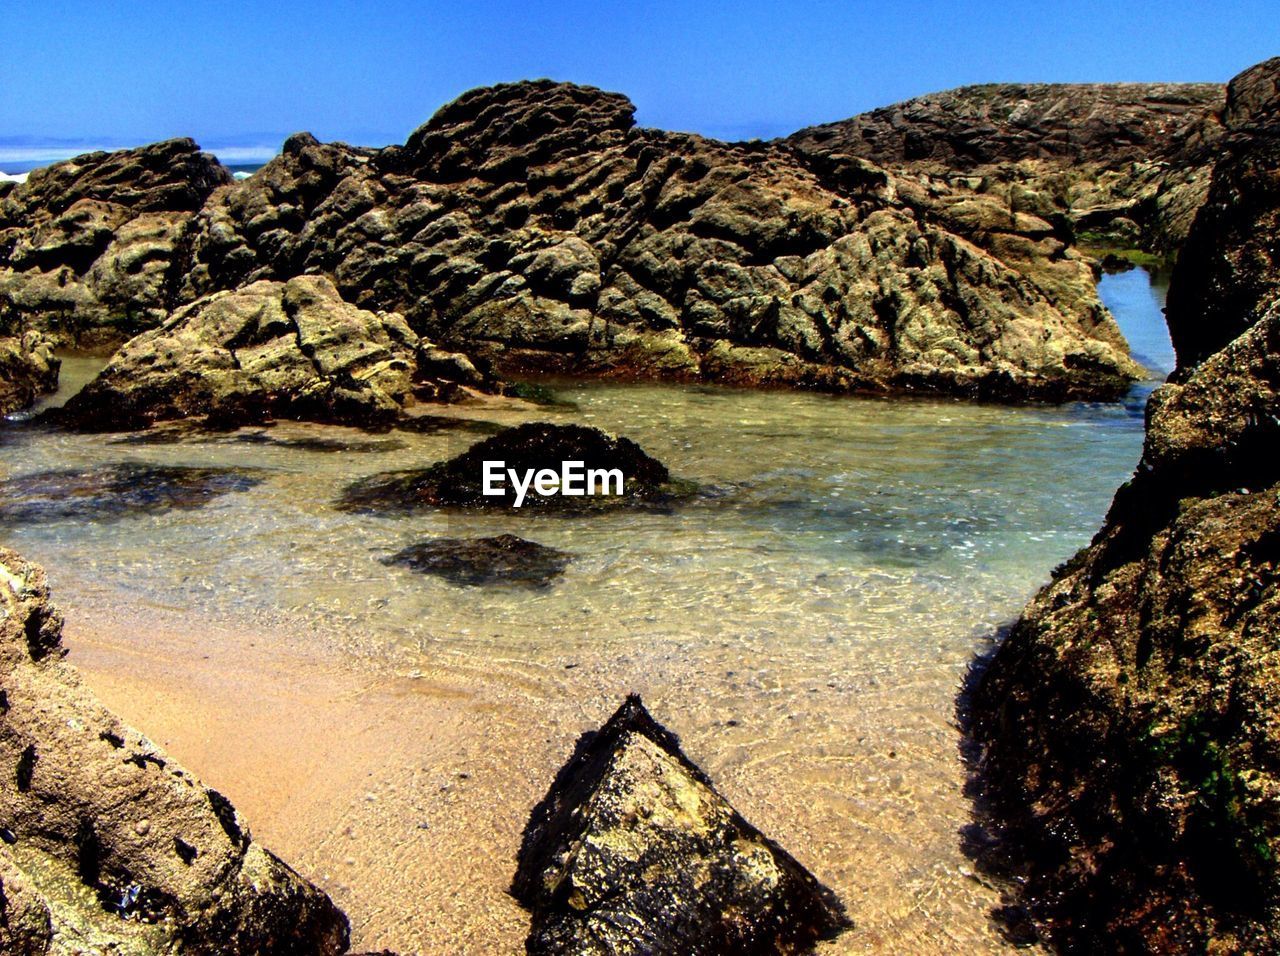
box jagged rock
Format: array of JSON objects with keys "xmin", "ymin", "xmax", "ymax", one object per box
[
  {"xmin": 970, "ymin": 57, "xmax": 1280, "ymax": 953},
  {"xmin": 0, "ymin": 463, "xmax": 263, "ymax": 523},
  {"xmin": 55, "ymin": 275, "xmax": 489, "ymax": 431},
  {"xmin": 1166, "ymin": 58, "xmax": 1280, "ymax": 369},
  {"xmin": 0, "ymin": 547, "xmax": 350, "ymax": 954},
  {"xmin": 337, "ymin": 422, "xmax": 688, "ymax": 514},
  {"xmin": 382, "ymin": 534, "xmax": 572, "ymax": 587},
  {"xmin": 0, "ymin": 139, "xmax": 232, "ymax": 342},
  {"xmin": 788, "ymin": 81, "xmax": 1226, "ymax": 256},
  {"xmin": 513, "ymin": 695, "xmax": 850, "ymax": 954},
  {"xmin": 0, "ymin": 330, "xmax": 59, "ymax": 414},
  {"xmin": 169, "ymin": 81, "xmax": 1139, "ymax": 402}
]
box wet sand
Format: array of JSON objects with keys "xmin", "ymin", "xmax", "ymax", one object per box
[{"xmin": 62, "ymin": 600, "xmax": 1028, "ymax": 955}]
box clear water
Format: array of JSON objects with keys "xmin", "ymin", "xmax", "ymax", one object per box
[{"xmin": 0, "ymin": 268, "xmax": 1171, "ymax": 951}]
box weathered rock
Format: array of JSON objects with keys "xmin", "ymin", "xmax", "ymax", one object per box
[
  {"xmin": 0, "ymin": 547, "xmax": 350, "ymax": 954},
  {"xmin": 1166, "ymin": 58, "xmax": 1280, "ymax": 369},
  {"xmin": 337, "ymin": 422, "xmax": 688, "ymax": 514},
  {"xmin": 382, "ymin": 534, "xmax": 572, "ymax": 587},
  {"xmin": 0, "ymin": 139, "xmax": 232, "ymax": 342},
  {"xmin": 970, "ymin": 57, "xmax": 1280, "ymax": 953},
  {"xmin": 168, "ymin": 81, "xmax": 1139, "ymax": 402},
  {"xmin": 513, "ymin": 695, "xmax": 850, "ymax": 954},
  {"xmin": 56, "ymin": 275, "xmax": 489, "ymax": 430},
  {"xmin": 0, "ymin": 331, "xmax": 59, "ymax": 414},
  {"xmin": 788, "ymin": 81, "xmax": 1227, "ymax": 257},
  {"xmin": 0, "ymin": 463, "xmax": 263, "ymax": 523}
]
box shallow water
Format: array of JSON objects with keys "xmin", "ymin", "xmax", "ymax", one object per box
[{"xmin": 0, "ymin": 268, "xmax": 1172, "ymax": 952}]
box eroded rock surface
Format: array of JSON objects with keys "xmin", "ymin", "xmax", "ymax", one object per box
[
  {"xmin": 0, "ymin": 547, "xmax": 350, "ymax": 954},
  {"xmin": 789, "ymin": 81, "xmax": 1226, "ymax": 256},
  {"xmin": 382, "ymin": 534, "xmax": 572, "ymax": 587},
  {"xmin": 513, "ymin": 695, "xmax": 850, "ymax": 954},
  {"xmin": 167, "ymin": 81, "xmax": 1139, "ymax": 402},
  {"xmin": 0, "ymin": 331, "xmax": 59, "ymax": 414},
  {"xmin": 970, "ymin": 57, "xmax": 1280, "ymax": 953},
  {"xmin": 338, "ymin": 422, "xmax": 687, "ymax": 514},
  {"xmin": 0, "ymin": 139, "xmax": 232, "ymax": 343},
  {"xmin": 56, "ymin": 275, "xmax": 488, "ymax": 430}
]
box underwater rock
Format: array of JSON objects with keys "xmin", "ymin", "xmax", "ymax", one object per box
[
  {"xmin": 0, "ymin": 547, "xmax": 350, "ymax": 954},
  {"xmin": 337, "ymin": 422, "xmax": 688, "ymax": 514},
  {"xmin": 0, "ymin": 463, "xmax": 263, "ymax": 523},
  {"xmin": 382, "ymin": 534, "xmax": 572, "ymax": 587},
  {"xmin": 513, "ymin": 695, "xmax": 851, "ymax": 954}
]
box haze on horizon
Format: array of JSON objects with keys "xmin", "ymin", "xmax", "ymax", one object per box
[{"xmin": 4, "ymin": 0, "xmax": 1277, "ymax": 166}]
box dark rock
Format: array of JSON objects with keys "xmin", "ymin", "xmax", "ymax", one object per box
[
  {"xmin": 0, "ymin": 547, "xmax": 349, "ymax": 954},
  {"xmin": 513, "ymin": 695, "xmax": 851, "ymax": 954},
  {"xmin": 382, "ymin": 534, "xmax": 572, "ymax": 587},
  {"xmin": 0, "ymin": 331, "xmax": 59, "ymax": 414},
  {"xmin": 0, "ymin": 463, "xmax": 263, "ymax": 523},
  {"xmin": 54, "ymin": 275, "xmax": 491, "ymax": 431},
  {"xmin": 1166, "ymin": 58, "xmax": 1280, "ymax": 370},
  {"xmin": 337, "ymin": 423, "xmax": 689, "ymax": 514},
  {"xmin": 970, "ymin": 56, "xmax": 1280, "ymax": 953}
]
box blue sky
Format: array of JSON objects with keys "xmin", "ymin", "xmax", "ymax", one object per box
[{"xmin": 3, "ymin": 0, "xmax": 1277, "ymax": 163}]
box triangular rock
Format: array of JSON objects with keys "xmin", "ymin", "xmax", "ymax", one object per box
[{"xmin": 513, "ymin": 695, "xmax": 851, "ymax": 954}]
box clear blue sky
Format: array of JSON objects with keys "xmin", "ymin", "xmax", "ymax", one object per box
[{"xmin": 4, "ymin": 0, "xmax": 1277, "ymax": 157}]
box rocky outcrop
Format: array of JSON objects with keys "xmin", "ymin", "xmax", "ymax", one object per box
[
  {"xmin": 513, "ymin": 695, "xmax": 850, "ymax": 954},
  {"xmin": 55, "ymin": 275, "xmax": 489, "ymax": 431},
  {"xmin": 970, "ymin": 57, "xmax": 1280, "ymax": 953},
  {"xmin": 1166, "ymin": 58, "xmax": 1280, "ymax": 368},
  {"xmin": 337, "ymin": 422, "xmax": 688, "ymax": 514},
  {"xmin": 0, "ymin": 547, "xmax": 350, "ymax": 954},
  {"xmin": 167, "ymin": 81, "xmax": 1138, "ymax": 402},
  {"xmin": 0, "ymin": 139, "xmax": 232, "ymax": 343},
  {"xmin": 0, "ymin": 330, "xmax": 59, "ymax": 414},
  {"xmin": 382, "ymin": 534, "xmax": 573, "ymax": 587},
  {"xmin": 788, "ymin": 82, "xmax": 1226, "ymax": 256}
]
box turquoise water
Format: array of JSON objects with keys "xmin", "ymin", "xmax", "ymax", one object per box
[{"xmin": 0, "ymin": 268, "xmax": 1171, "ymax": 951}]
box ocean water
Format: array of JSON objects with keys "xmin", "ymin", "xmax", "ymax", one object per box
[{"xmin": 0, "ymin": 268, "xmax": 1172, "ymax": 951}]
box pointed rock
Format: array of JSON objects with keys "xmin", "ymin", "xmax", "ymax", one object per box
[{"xmin": 513, "ymin": 695, "xmax": 850, "ymax": 954}]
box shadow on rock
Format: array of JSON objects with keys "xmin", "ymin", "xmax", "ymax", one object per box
[
  {"xmin": 512, "ymin": 695, "xmax": 851, "ymax": 955},
  {"xmin": 382, "ymin": 534, "xmax": 573, "ymax": 588},
  {"xmin": 0, "ymin": 463, "xmax": 264, "ymax": 523}
]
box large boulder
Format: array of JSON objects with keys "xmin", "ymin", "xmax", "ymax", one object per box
[
  {"xmin": 1166, "ymin": 58, "xmax": 1280, "ymax": 369},
  {"xmin": 171, "ymin": 81, "xmax": 1140, "ymax": 402},
  {"xmin": 970, "ymin": 56, "xmax": 1280, "ymax": 953},
  {"xmin": 337, "ymin": 422, "xmax": 688, "ymax": 514},
  {"xmin": 0, "ymin": 330, "xmax": 59, "ymax": 414},
  {"xmin": 0, "ymin": 139, "xmax": 232, "ymax": 343},
  {"xmin": 0, "ymin": 547, "xmax": 350, "ymax": 954},
  {"xmin": 513, "ymin": 696, "xmax": 851, "ymax": 954},
  {"xmin": 56, "ymin": 274, "xmax": 488, "ymax": 430}
]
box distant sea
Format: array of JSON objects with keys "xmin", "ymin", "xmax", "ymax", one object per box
[{"xmin": 0, "ymin": 144, "xmax": 277, "ymax": 180}]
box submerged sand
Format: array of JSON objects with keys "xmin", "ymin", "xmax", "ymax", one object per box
[{"xmin": 62, "ymin": 600, "xmax": 1029, "ymax": 955}]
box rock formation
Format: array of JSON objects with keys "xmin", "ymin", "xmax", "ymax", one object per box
[
  {"xmin": 337, "ymin": 422, "xmax": 689, "ymax": 514},
  {"xmin": 788, "ymin": 81, "xmax": 1226, "ymax": 256},
  {"xmin": 0, "ymin": 547, "xmax": 350, "ymax": 954},
  {"xmin": 0, "ymin": 330, "xmax": 59, "ymax": 414},
  {"xmin": 55, "ymin": 275, "xmax": 488, "ymax": 431},
  {"xmin": 159, "ymin": 81, "xmax": 1140, "ymax": 402},
  {"xmin": 513, "ymin": 695, "xmax": 850, "ymax": 954},
  {"xmin": 0, "ymin": 139, "xmax": 232, "ymax": 344},
  {"xmin": 970, "ymin": 57, "xmax": 1280, "ymax": 952},
  {"xmin": 382, "ymin": 534, "xmax": 573, "ymax": 587}
]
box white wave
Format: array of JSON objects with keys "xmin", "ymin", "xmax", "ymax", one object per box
[{"xmin": 0, "ymin": 171, "xmax": 28, "ymax": 184}]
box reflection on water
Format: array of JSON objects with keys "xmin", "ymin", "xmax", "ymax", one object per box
[{"xmin": 0, "ymin": 269, "xmax": 1170, "ymax": 951}]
